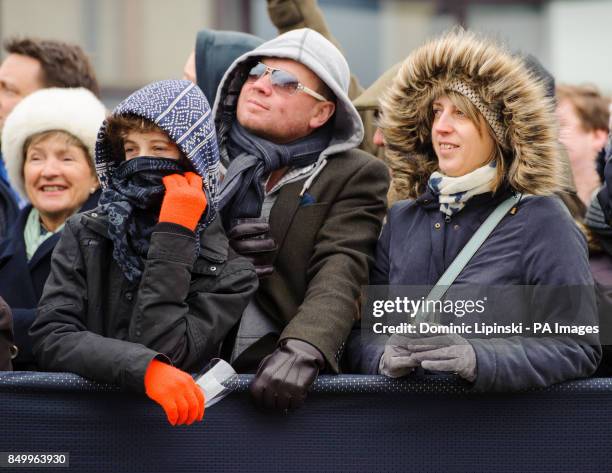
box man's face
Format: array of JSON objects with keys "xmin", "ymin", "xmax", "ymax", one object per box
[
  {"xmin": 0, "ymin": 53, "xmax": 44, "ymax": 131},
  {"xmin": 236, "ymin": 58, "xmax": 331, "ymax": 144}
]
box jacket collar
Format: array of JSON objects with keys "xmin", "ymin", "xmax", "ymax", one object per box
[
  {"xmin": 0, "ymin": 206, "xmax": 61, "ymax": 269},
  {"xmin": 197, "ymin": 217, "xmax": 229, "ymax": 263},
  {"xmin": 416, "ymin": 186, "xmax": 514, "ymax": 214},
  {"xmin": 80, "ymin": 207, "xmax": 229, "ymax": 263},
  {"xmin": 28, "ymin": 232, "xmax": 61, "ymax": 268}
]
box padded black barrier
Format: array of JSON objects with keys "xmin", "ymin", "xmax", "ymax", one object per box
[{"xmin": 1, "ymin": 371, "xmax": 611, "ymax": 473}]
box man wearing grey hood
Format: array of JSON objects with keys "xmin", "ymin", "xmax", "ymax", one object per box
[{"xmin": 214, "ymin": 28, "xmax": 389, "ymax": 411}]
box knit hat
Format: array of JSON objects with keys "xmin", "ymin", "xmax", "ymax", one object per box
[
  {"xmin": 381, "ymin": 28, "xmax": 559, "ymax": 197},
  {"xmin": 1, "ymin": 87, "xmax": 106, "ymax": 200}
]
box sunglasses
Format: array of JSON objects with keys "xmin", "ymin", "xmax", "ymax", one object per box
[{"xmin": 245, "ymin": 62, "xmax": 328, "ymax": 102}]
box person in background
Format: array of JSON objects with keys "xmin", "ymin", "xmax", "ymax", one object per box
[
  {"xmin": 30, "ymin": 80, "xmax": 257, "ymax": 426},
  {"xmin": 0, "ymin": 37, "xmax": 101, "ymax": 236},
  {"xmin": 0, "ymin": 87, "xmax": 105, "ymax": 369},
  {"xmin": 183, "ymin": 28, "xmax": 263, "ymax": 107},
  {"xmin": 368, "ymin": 29, "xmax": 600, "ymax": 390},
  {"xmin": 556, "ymin": 84, "xmax": 610, "ymax": 206}
]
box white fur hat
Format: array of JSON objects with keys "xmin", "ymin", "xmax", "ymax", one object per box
[{"xmin": 1, "ymin": 87, "xmax": 106, "ymax": 199}]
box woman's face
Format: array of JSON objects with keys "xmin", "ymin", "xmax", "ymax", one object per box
[
  {"xmin": 123, "ymin": 130, "xmax": 182, "ymax": 160},
  {"xmin": 431, "ymin": 95, "xmax": 495, "ymax": 177},
  {"xmin": 24, "ymin": 134, "xmax": 98, "ymax": 231}
]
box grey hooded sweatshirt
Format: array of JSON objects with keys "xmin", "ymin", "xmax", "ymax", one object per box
[{"xmin": 213, "ymin": 28, "xmax": 365, "ymax": 194}]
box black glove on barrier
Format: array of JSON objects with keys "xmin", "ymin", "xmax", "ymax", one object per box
[
  {"xmin": 250, "ymin": 338, "xmax": 325, "ymax": 411},
  {"xmin": 228, "ymin": 218, "xmax": 278, "ymax": 277}
]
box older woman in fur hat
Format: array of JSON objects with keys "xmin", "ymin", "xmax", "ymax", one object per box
[
  {"xmin": 0, "ymin": 87, "xmax": 105, "ymax": 369},
  {"xmin": 367, "ymin": 30, "xmax": 601, "ymax": 391}
]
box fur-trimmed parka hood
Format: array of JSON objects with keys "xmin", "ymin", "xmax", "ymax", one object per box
[{"xmin": 380, "ymin": 29, "xmax": 559, "ymax": 198}]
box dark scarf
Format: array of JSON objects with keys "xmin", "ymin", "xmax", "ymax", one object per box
[
  {"xmin": 99, "ymin": 157, "xmax": 187, "ymax": 282},
  {"xmin": 217, "ymin": 121, "xmax": 331, "ymax": 228}
]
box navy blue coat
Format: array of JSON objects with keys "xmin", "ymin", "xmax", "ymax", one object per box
[
  {"xmin": 0, "ymin": 191, "xmax": 100, "ymax": 368},
  {"xmin": 359, "ymin": 188, "xmax": 601, "ymax": 390},
  {"xmin": 0, "ymin": 177, "xmax": 19, "ymax": 241}
]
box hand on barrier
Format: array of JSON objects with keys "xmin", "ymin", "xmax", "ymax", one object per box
[
  {"xmin": 159, "ymin": 172, "xmax": 207, "ymax": 231},
  {"xmin": 250, "ymin": 338, "xmax": 325, "ymax": 411},
  {"xmin": 379, "ymin": 336, "xmax": 421, "ymax": 378},
  {"xmin": 403, "ymin": 334, "xmax": 477, "ymax": 382},
  {"xmin": 379, "ymin": 332, "xmax": 477, "ymax": 382},
  {"xmin": 228, "ymin": 218, "xmax": 278, "ymax": 277},
  {"xmin": 144, "ymin": 358, "xmax": 205, "ymax": 426}
]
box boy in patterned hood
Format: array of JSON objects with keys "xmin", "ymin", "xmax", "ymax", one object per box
[{"xmin": 30, "ymin": 80, "xmax": 257, "ymax": 426}]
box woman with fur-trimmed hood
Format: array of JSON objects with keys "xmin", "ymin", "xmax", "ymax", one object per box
[{"xmin": 366, "ymin": 30, "xmax": 601, "ymax": 390}]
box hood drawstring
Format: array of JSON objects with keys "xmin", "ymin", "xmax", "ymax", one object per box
[{"xmin": 300, "ymin": 158, "xmax": 328, "ymax": 197}]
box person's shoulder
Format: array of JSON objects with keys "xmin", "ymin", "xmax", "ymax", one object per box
[
  {"xmin": 326, "ymin": 149, "xmax": 390, "ymax": 185},
  {"xmin": 389, "ymin": 198, "xmax": 417, "ymax": 216},
  {"xmin": 516, "ymin": 194, "xmax": 586, "ymax": 246},
  {"xmin": 381, "ymin": 198, "xmax": 419, "ymax": 232},
  {"xmin": 333, "ymin": 148, "xmax": 385, "ymax": 167},
  {"xmin": 518, "ymin": 194, "xmax": 572, "ymax": 222}
]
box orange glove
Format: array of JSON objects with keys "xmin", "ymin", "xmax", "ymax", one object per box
[
  {"xmin": 144, "ymin": 359, "xmax": 205, "ymax": 426},
  {"xmin": 159, "ymin": 172, "xmax": 207, "ymax": 231}
]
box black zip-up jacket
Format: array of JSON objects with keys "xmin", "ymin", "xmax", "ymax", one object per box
[{"xmin": 30, "ymin": 208, "xmax": 257, "ymax": 391}]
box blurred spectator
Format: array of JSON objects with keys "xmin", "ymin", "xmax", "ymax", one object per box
[
  {"xmin": 556, "ymin": 84, "xmax": 610, "ymax": 206},
  {"xmin": 183, "ymin": 29, "xmax": 263, "ymax": 106},
  {"xmin": 0, "ymin": 87, "xmax": 105, "ymax": 368},
  {"xmin": 0, "ymin": 37, "xmax": 101, "ymax": 236}
]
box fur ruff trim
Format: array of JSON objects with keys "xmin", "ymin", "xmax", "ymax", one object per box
[
  {"xmin": 1, "ymin": 87, "xmax": 106, "ymax": 199},
  {"xmin": 380, "ymin": 29, "xmax": 559, "ymax": 199}
]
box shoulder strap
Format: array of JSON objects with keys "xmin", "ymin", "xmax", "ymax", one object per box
[{"xmin": 417, "ymin": 193, "xmax": 521, "ymax": 323}]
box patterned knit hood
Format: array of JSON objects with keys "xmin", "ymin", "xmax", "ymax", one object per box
[
  {"xmin": 95, "ymin": 80, "xmax": 220, "ymax": 224},
  {"xmin": 380, "ymin": 29, "xmax": 559, "ymax": 199}
]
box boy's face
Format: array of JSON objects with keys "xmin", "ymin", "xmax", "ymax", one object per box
[{"xmin": 123, "ymin": 130, "xmax": 182, "ymax": 161}]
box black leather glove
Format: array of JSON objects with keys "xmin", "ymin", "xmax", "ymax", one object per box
[
  {"xmin": 228, "ymin": 218, "xmax": 278, "ymax": 277},
  {"xmin": 250, "ymin": 338, "xmax": 325, "ymax": 411}
]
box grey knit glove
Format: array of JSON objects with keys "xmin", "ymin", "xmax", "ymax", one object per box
[
  {"xmin": 379, "ymin": 333, "xmax": 477, "ymax": 382},
  {"xmin": 405, "ymin": 334, "xmax": 477, "ymax": 382},
  {"xmin": 378, "ymin": 334, "xmax": 420, "ymax": 378}
]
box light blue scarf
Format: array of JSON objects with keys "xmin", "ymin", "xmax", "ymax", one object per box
[{"xmin": 23, "ymin": 208, "xmax": 64, "ymax": 260}]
